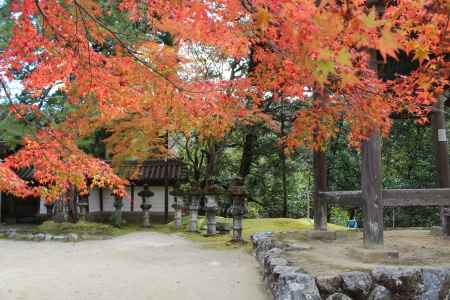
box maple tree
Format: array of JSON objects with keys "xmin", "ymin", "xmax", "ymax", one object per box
[{"xmin": 0, "ymin": 0, "xmax": 448, "ymax": 201}]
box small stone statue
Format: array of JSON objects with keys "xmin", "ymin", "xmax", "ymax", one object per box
[
  {"xmin": 204, "ymin": 182, "xmax": 223, "ymax": 236},
  {"xmin": 138, "ymin": 185, "xmax": 154, "ymax": 228},
  {"xmin": 112, "ymin": 195, "xmax": 123, "ymax": 228},
  {"xmin": 170, "ymin": 187, "xmax": 184, "ymax": 230},
  {"xmin": 78, "ymin": 194, "xmax": 89, "ymax": 222},
  {"xmin": 172, "ymin": 201, "xmax": 183, "ymax": 230},
  {"xmin": 228, "ymin": 177, "xmax": 247, "ymax": 242},
  {"xmin": 189, "ymin": 195, "xmax": 200, "ymax": 232},
  {"xmin": 205, "ymin": 196, "xmax": 218, "ymax": 235}
]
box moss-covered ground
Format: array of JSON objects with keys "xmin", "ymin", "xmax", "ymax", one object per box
[
  {"xmin": 34, "ymin": 218, "xmax": 344, "ymax": 250},
  {"xmin": 37, "ymin": 221, "xmax": 115, "ymax": 236},
  {"xmin": 154, "ymin": 217, "xmax": 345, "ymax": 250}
]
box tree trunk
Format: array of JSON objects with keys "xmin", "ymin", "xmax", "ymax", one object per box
[
  {"xmin": 239, "ymin": 132, "xmax": 257, "ymax": 179},
  {"xmin": 280, "ymin": 148, "xmax": 288, "ymax": 217},
  {"xmin": 205, "ymin": 140, "xmax": 217, "ymax": 183},
  {"xmin": 313, "ymin": 150, "xmax": 328, "ymax": 230}
]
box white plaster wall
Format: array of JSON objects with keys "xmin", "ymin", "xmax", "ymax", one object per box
[
  {"xmin": 39, "ymin": 197, "xmax": 46, "ymax": 214},
  {"xmin": 102, "ymin": 189, "xmax": 114, "ymax": 212},
  {"xmin": 88, "ymin": 186, "xmax": 176, "ymax": 213},
  {"xmin": 88, "ymin": 189, "xmax": 101, "ymax": 212},
  {"xmin": 127, "ymin": 186, "xmax": 175, "ymax": 212}
]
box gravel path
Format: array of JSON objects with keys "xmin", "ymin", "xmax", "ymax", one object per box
[{"xmin": 0, "ymin": 232, "xmax": 269, "ymax": 300}]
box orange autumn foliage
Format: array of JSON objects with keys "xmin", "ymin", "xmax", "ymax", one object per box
[
  {"xmin": 0, "ymin": 0, "xmax": 448, "ymax": 198},
  {"xmin": 4, "ymin": 130, "xmax": 127, "ymax": 201}
]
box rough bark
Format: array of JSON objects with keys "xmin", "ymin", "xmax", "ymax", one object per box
[
  {"xmin": 314, "ymin": 150, "xmax": 328, "ymax": 231},
  {"xmin": 239, "ymin": 132, "xmax": 257, "ymax": 179},
  {"xmin": 361, "ymin": 133, "xmax": 384, "ymax": 248}
]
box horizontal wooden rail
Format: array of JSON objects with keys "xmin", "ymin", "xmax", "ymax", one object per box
[{"xmin": 318, "ymin": 188, "xmax": 450, "ymax": 208}]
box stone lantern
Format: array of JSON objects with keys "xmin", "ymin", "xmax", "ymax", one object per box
[
  {"xmin": 78, "ymin": 193, "xmax": 89, "ymax": 221},
  {"xmin": 203, "ymin": 182, "xmax": 224, "ymax": 236},
  {"xmin": 170, "ymin": 186, "xmax": 184, "ymax": 230},
  {"xmin": 188, "ymin": 186, "xmax": 202, "ymax": 232},
  {"xmin": 228, "ymin": 177, "xmax": 247, "ymax": 242},
  {"xmin": 138, "ymin": 184, "xmax": 154, "ymax": 228},
  {"xmin": 112, "ymin": 194, "xmax": 123, "ymax": 228}
]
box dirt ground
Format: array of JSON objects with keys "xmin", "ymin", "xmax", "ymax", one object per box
[
  {"xmin": 281, "ymin": 229, "xmax": 450, "ymax": 276},
  {"xmin": 0, "ymin": 232, "xmax": 269, "ymax": 300}
]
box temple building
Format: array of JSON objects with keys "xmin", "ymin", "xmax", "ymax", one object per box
[{"xmin": 0, "ymin": 156, "xmax": 187, "ymax": 224}]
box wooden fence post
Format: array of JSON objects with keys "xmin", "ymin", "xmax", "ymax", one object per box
[
  {"xmin": 431, "ymin": 96, "xmax": 450, "ymax": 235},
  {"xmin": 313, "ymin": 150, "xmax": 328, "ymax": 231},
  {"xmin": 361, "ymin": 132, "xmax": 384, "ymax": 248}
]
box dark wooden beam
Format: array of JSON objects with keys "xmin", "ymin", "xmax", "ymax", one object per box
[
  {"xmin": 320, "ymin": 188, "xmax": 450, "ymax": 208},
  {"xmin": 99, "ymin": 188, "xmax": 104, "ymax": 212},
  {"xmin": 313, "ymin": 150, "xmax": 328, "ymax": 230},
  {"xmin": 384, "ymin": 189, "xmax": 450, "ymax": 208},
  {"xmin": 319, "ymin": 190, "xmax": 362, "ymax": 208},
  {"xmin": 164, "ymin": 159, "xmax": 169, "ymax": 224},
  {"xmin": 432, "ymin": 96, "xmax": 450, "ymax": 235},
  {"xmin": 432, "ymin": 97, "xmax": 450, "ymax": 187},
  {"xmin": 130, "ymin": 185, "xmax": 134, "ymax": 212},
  {"xmin": 361, "ymin": 133, "xmax": 384, "ymax": 248},
  {"xmin": 0, "ymin": 192, "xmax": 2, "ymax": 223}
]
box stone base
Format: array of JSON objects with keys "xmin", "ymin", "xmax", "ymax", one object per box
[
  {"xmin": 349, "ymin": 247, "xmax": 399, "ymax": 263},
  {"xmin": 304, "ymin": 230, "xmax": 337, "ymax": 241}
]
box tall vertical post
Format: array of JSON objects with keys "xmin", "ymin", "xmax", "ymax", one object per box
[
  {"xmin": 164, "ymin": 159, "xmax": 169, "ymax": 224},
  {"xmin": 362, "ymin": 0, "xmax": 385, "ymax": 247},
  {"xmin": 313, "ymin": 150, "xmax": 328, "ymax": 231},
  {"xmin": 99, "ymin": 188, "xmax": 104, "ymax": 212},
  {"xmin": 361, "ymin": 133, "xmax": 384, "ymax": 248},
  {"xmin": 431, "ymin": 96, "xmax": 450, "ymax": 235},
  {"xmin": 130, "ymin": 185, "xmax": 135, "ymax": 212}
]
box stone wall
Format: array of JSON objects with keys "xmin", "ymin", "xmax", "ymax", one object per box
[{"xmin": 251, "ymin": 232, "xmax": 450, "ymax": 300}]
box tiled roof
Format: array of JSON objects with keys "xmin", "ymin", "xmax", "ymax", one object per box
[
  {"xmin": 10, "ymin": 159, "xmax": 188, "ymax": 186},
  {"xmin": 117, "ymin": 159, "xmax": 188, "ymax": 185},
  {"xmin": 15, "ymin": 167, "xmax": 35, "ymax": 181}
]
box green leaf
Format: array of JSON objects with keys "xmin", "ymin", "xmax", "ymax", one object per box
[
  {"xmin": 315, "ymin": 60, "xmax": 335, "ymax": 85},
  {"xmin": 360, "ymin": 7, "xmax": 378, "ymax": 29},
  {"xmin": 337, "ymin": 48, "xmax": 352, "ymax": 67}
]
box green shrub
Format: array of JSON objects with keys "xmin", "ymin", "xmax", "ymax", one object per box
[
  {"xmin": 329, "ymin": 207, "xmax": 350, "ymax": 227},
  {"xmin": 246, "ymin": 202, "xmax": 263, "ymax": 219}
]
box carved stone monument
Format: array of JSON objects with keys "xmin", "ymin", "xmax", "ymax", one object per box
[
  {"xmin": 170, "ymin": 187, "xmax": 184, "ymax": 230},
  {"xmin": 138, "ymin": 184, "xmax": 154, "ymax": 228},
  {"xmin": 112, "ymin": 195, "xmax": 123, "ymax": 228},
  {"xmin": 204, "ymin": 183, "xmax": 223, "ymax": 236},
  {"xmin": 228, "ymin": 177, "xmax": 247, "ymax": 242},
  {"xmin": 188, "ymin": 186, "xmax": 202, "ymax": 232}
]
